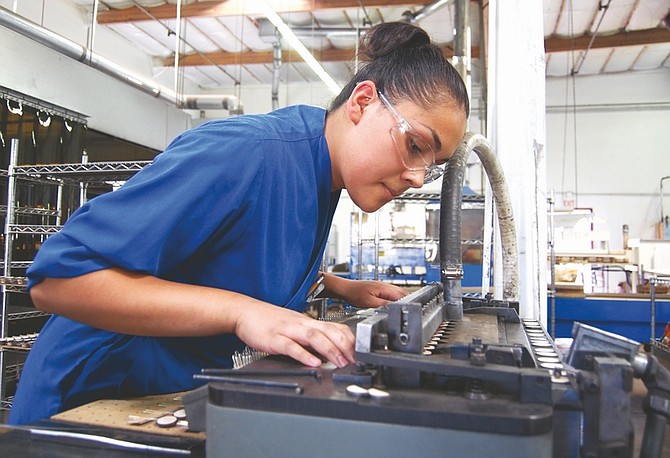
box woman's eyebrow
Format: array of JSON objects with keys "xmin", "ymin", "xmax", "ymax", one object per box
[{"xmin": 428, "ymin": 127, "xmax": 442, "ymax": 152}]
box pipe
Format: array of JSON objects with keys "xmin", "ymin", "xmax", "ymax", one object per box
[
  {"xmin": 0, "ymin": 6, "xmax": 241, "ymax": 114},
  {"xmin": 271, "ymin": 40, "xmax": 282, "ymax": 110},
  {"xmin": 453, "ymin": 0, "xmax": 471, "ymax": 95},
  {"xmin": 173, "ymin": 0, "xmax": 183, "ymax": 97},
  {"xmin": 660, "ymin": 176, "xmax": 670, "ymax": 224},
  {"xmin": 440, "ymin": 132, "xmax": 519, "ymax": 320},
  {"xmin": 180, "ymin": 95, "xmax": 243, "ymax": 113},
  {"xmin": 408, "ymin": 0, "xmax": 455, "ymax": 23},
  {"xmin": 276, "ymin": 0, "xmax": 453, "ymax": 37}
]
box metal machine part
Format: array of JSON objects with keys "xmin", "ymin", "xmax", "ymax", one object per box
[
  {"xmin": 195, "ymin": 286, "xmax": 670, "ymax": 458},
  {"xmin": 195, "ymin": 132, "xmax": 670, "ymax": 457},
  {"xmin": 204, "ymin": 311, "xmax": 555, "ymax": 457}
]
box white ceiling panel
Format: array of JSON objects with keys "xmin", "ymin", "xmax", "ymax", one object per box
[
  {"xmin": 554, "ymin": 0, "xmax": 601, "ymax": 38},
  {"xmin": 278, "ymin": 11, "xmax": 314, "ymax": 27},
  {"xmin": 107, "ymin": 22, "xmax": 172, "ymax": 56},
  {"xmin": 604, "ymin": 45, "xmax": 647, "ymax": 73},
  {"xmin": 189, "ymin": 17, "xmax": 245, "ymax": 52},
  {"xmin": 312, "ymin": 9, "xmax": 351, "ymax": 26},
  {"xmin": 543, "ymin": 0, "xmax": 564, "ymax": 37},
  {"xmin": 134, "ymin": 20, "xmax": 194, "ymax": 54},
  {"xmin": 632, "ymin": 43, "xmax": 670, "ymax": 69},
  {"xmin": 628, "ymin": 0, "xmax": 670, "ymax": 29},
  {"xmin": 178, "ymin": 19, "xmax": 222, "ymax": 53},
  {"xmin": 592, "ymin": 0, "xmax": 639, "ymax": 34},
  {"xmin": 546, "ymin": 52, "xmax": 576, "ymax": 77},
  {"xmin": 416, "ymin": 6, "xmax": 456, "ymax": 44},
  {"xmin": 217, "ymin": 15, "xmax": 273, "ymax": 52},
  {"xmin": 573, "ymin": 48, "xmax": 612, "ymax": 75}
]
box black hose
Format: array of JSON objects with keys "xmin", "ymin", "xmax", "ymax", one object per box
[{"xmin": 439, "ymin": 132, "xmax": 519, "ymax": 320}]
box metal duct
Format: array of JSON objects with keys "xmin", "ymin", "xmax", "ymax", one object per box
[
  {"xmin": 258, "ymin": 0, "xmax": 454, "ymax": 39},
  {"xmin": 0, "ymin": 6, "xmax": 241, "ymax": 114},
  {"xmin": 440, "ymin": 132, "xmax": 519, "ymax": 320},
  {"xmin": 410, "ymin": 0, "xmax": 455, "ymax": 23}
]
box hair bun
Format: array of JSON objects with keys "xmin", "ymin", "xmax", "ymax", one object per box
[{"xmin": 360, "ymin": 22, "xmax": 431, "ymax": 61}]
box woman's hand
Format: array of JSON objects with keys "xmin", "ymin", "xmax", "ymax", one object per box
[
  {"xmin": 321, "ymin": 273, "xmax": 407, "ymax": 308},
  {"xmin": 233, "ymin": 301, "xmax": 355, "ymax": 368}
]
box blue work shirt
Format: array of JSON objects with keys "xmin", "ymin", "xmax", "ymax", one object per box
[{"xmin": 9, "ymin": 105, "xmax": 340, "ymax": 425}]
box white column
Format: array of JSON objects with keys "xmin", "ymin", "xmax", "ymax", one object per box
[{"xmin": 487, "ymin": 0, "xmax": 547, "ymax": 322}]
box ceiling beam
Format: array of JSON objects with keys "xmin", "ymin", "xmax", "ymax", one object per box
[
  {"xmin": 96, "ymin": 0, "xmax": 421, "ymax": 24},
  {"xmin": 163, "ymin": 44, "xmax": 482, "ymax": 67},
  {"xmin": 545, "ymin": 27, "xmax": 670, "ymax": 53},
  {"xmin": 165, "ymin": 48, "xmax": 355, "ymax": 67},
  {"xmin": 162, "ymin": 28, "xmax": 666, "ymax": 67}
]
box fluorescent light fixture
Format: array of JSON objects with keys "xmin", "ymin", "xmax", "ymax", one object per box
[{"xmin": 258, "ymin": 0, "xmax": 342, "ymax": 95}]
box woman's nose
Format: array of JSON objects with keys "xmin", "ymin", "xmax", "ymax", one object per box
[{"xmin": 402, "ymin": 169, "xmax": 425, "ymax": 188}]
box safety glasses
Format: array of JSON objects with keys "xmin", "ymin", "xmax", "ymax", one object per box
[{"xmin": 378, "ymin": 91, "xmax": 444, "ymax": 184}]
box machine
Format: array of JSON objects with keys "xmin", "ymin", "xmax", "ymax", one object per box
[{"xmin": 187, "ymin": 134, "xmax": 670, "ymax": 457}]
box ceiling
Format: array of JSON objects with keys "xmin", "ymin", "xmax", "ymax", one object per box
[{"xmin": 67, "ymin": 0, "xmax": 670, "ymax": 93}]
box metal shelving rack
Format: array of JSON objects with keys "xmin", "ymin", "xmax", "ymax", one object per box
[
  {"xmin": 0, "ymin": 137, "xmax": 148, "ymax": 419},
  {"xmin": 351, "ymin": 193, "xmax": 485, "ymax": 285}
]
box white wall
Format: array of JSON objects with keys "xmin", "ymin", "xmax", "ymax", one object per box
[{"xmin": 545, "ymin": 69, "xmax": 670, "ymax": 248}]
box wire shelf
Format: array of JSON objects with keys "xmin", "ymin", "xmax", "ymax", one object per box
[
  {"xmin": 0, "ymin": 262, "xmax": 33, "ymax": 269},
  {"xmin": 0, "ymin": 277, "xmax": 28, "ymax": 286},
  {"xmin": 12, "ymin": 161, "xmax": 150, "ymax": 186},
  {"xmin": 0, "ymin": 333, "xmax": 38, "ymax": 351},
  {"xmin": 8, "ymin": 309, "xmax": 49, "ymax": 321},
  {"xmin": 7, "ymin": 224, "xmax": 62, "ymax": 235},
  {"xmin": 0, "ymin": 396, "xmax": 14, "ymax": 411}
]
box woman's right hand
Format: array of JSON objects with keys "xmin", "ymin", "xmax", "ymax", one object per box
[{"xmin": 233, "ymin": 301, "xmax": 355, "ymax": 368}]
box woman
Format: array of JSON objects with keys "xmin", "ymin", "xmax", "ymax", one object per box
[{"xmin": 9, "ymin": 21, "xmax": 468, "ymax": 425}]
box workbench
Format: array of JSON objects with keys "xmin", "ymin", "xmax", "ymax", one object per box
[
  {"xmin": 0, "ymin": 392, "xmax": 205, "ymax": 456},
  {"xmin": 547, "ymin": 293, "xmax": 670, "ymax": 343}
]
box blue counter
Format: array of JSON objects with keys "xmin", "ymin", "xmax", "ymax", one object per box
[{"xmin": 547, "ymin": 295, "xmax": 670, "ymax": 343}]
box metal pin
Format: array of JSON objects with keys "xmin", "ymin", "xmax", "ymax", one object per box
[
  {"xmin": 201, "ymin": 368, "xmax": 322, "ymax": 381},
  {"xmin": 194, "ymin": 374, "xmax": 304, "ymax": 394}
]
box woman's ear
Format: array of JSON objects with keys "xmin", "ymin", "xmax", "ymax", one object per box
[{"xmin": 346, "ymin": 80, "xmax": 377, "ymax": 125}]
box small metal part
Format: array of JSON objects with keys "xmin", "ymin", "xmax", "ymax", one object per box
[
  {"xmin": 368, "ymin": 388, "xmax": 390, "ymax": 399},
  {"xmin": 441, "ymin": 266, "xmax": 464, "ymax": 279},
  {"xmin": 465, "ymin": 379, "xmax": 490, "ymax": 400},
  {"xmin": 231, "ymin": 347, "xmax": 269, "ymax": 369},
  {"xmin": 534, "ymin": 349, "xmax": 557, "ymax": 355},
  {"xmin": 155, "ymin": 414, "xmax": 178, "ymax": 428},
  {"xmin": 537, "ymin": 356, "xmax": 561, "ymax": 363},
  {"xmin": 173, "ymin": 408, "xmax": 187, "ymax": 420},
  {"xmin": 332, "ymin": 364, "xmax": 374, "ymax": 386},
  {"xmin": 127, "ymin": 415, "xmax": 154, "ymax": 426},
  {"xmin": 346, "ymin": 384, "xmax": 369, "ymax": 397},
  {"xmin": 550, "ymin": 367, "xmax": 570, "ymax": 384}
]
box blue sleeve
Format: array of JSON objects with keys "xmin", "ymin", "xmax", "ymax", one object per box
[{"xmin": 26, "ymin": 120, "xmax": 266, "ymax": 289}]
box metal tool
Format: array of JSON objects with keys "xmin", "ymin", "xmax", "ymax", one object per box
[
  {"xmin": 201, "ymin": 368, "xmax": 321, "ymax": 381},
  {"xmin": 193, "ymin": 374, "xmax": 304, "ymax": 394}
]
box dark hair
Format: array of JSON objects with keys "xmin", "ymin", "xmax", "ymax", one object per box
[{"xmin": 329, "ymin": 22, "xmax": 469, "ymax": 118}]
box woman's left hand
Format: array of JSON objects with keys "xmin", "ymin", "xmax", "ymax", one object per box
[{"xmin": 321, "ymin": 274, "xmax": 407, "ymax": 308}]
